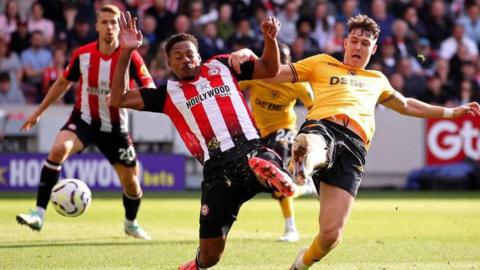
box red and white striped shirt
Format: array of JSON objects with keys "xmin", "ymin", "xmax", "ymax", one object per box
[
  {"xmin": 140, "ymin": 55, "xmax": 259, "ymax": 164},
  {"xmin": 64, "ymin": 42, "xmax": 155, "ymax": 133}
]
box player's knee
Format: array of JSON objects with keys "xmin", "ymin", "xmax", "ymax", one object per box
[
  {"xmin": 319, "ymin": 228, "xmax": 342, "ymax": 250},
  {"xmin": 199, "ymin": 250, "xmax": 222, "ymax": 267},
  {"xmin": 120, "ymin": 172, "xmax": 141, "ymax": 195},
  {"xmin": 49, "ymin": 143, "xmax": 70, "ymax": 162}
]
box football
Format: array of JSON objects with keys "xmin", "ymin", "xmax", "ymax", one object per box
[{"xmin": 50, "ymin": 179, "xmax": 92, "ymax": 217}]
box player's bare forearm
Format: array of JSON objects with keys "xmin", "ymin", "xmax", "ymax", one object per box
[
  {"xmin": 34, "ymin": 76, "xmax": 71, "ymax": 116},
  {"xmin": 383, "ymin": 92, "xmax": 480, "ymax": 118},
  {"xmin": 111, "ymin": 49, "xmax": 145, "ymax": 110},
  {"xmin": 252, "ymin": 37, "xmax": 280, "ymax": 79},
  {"xmin": 111, "ymin": 49, "xmax": 132, "ymax": 107},
  {"xmin": 252, "ymin": 16, "xmax": 281, "ymax": 79}
]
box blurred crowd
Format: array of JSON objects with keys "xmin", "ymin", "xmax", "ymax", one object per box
[{"xmin": 0, "ymin": 0, "xmax": 479, "ymax": 107}]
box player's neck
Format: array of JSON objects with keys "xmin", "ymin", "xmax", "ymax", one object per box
[{"xmin": 98, "ymin": 40, "xmax": 119, "ymax": 56}]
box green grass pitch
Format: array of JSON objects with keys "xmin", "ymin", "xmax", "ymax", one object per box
[{"xmin": 1, "ymin": 191, "xmax": 479, "ymax": 269}]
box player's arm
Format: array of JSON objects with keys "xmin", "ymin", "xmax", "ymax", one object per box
[
  {"xmin": 110, "ymin": 12, "xmax": 146, "ymax": 110},
  {"xmin": 382, "ymin": 91, "xmax": 480, "ymax": 118},
  {"xmin": 250, "ymin": 16, "xmax": 281, "ymax": 79},
  {"xmin": 21, "ymin": 72, "xmax": 73, "ymax": 130}
]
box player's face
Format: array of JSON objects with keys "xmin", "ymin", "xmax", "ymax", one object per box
[
  {"xmin": 168, "ymin": 41, "xmax": 201, "ymax": 80},
  {"xmin": 96, "ymin": 12, "xmax": 120, "ymax": 44},
  {"xmin": 343, "ymin": 28, "xmax": 377, "ymax": 69}
]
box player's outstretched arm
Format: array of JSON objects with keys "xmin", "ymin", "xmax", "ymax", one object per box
[
  {"xmin": 21, "ymin": 76, "xmax": 71, "ymax": 131},
  {"xmin": 111, "ymin": 11, "xmax": 145, "ymax": 110},
  {"xmin": 382, "ymin": 91, "xmax": 480, "ymax": 119},
  {"xmin": 229, "ymin": 49, "xmax": 295, "ymax": 83},
  {"xmin": 250, "ymin": 16, "xmax": 281, "ymax": 79}
]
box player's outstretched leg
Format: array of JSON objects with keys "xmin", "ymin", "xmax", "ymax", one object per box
[
  {"xmin": 291, "ymin": 133, "xmax": 328, "ymax": 185},
  {"xmin": 16, "ymin": 159, "xmax": 61, "ymax": 231},
  {"xmin": 248, "ymin": 157, "xmax": 294, "ymax": 197}
]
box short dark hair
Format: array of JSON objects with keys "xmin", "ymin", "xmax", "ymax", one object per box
[
  {"xmin": 165, "ymin": 33, "xmax": 199, "ymax": 56},
  {"xmin": 347, "ymin": 14, "xmax": 380, "ymax": 40},
  {"xmin": 0, "ymin": 72, "xmax": 10, "ymax": 82}
]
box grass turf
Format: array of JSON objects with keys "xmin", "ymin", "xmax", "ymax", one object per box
[{"xmin": 0, "ymin": 191, "xmax": 479, "ymax": 269}]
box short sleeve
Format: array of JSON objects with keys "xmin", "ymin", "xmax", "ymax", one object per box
[
  {"xmin": 129, "ymin": 50, "xmax": 155, "ymax": 88},
  {"xmin": 296, "ymin": 82, "xmax": 314, "ymax": 108},
  {"xmin": 213, "ymin": 54, "xmax": 254, "ymax": 81},
  {"xmin": 291, "ymin": 55, "xmax": 325, "ymax": 82},
  {"xmin": 378, "ymin": 73, "xmax": 396, "ymax": 103},
  {"xmin": 139, "ymin": 84, "xmax": 167, "ymax": 113},
  {"xmin": 63, "ymin": 50, "xmax": 81, "ymax": 82}
]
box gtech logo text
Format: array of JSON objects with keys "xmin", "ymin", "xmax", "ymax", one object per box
[{"xmin": 426, "ymin": 116, "xmax": 480, "ymax": 165}]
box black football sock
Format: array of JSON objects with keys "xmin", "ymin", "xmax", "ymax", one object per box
[
  {"xmin": 122, "ymin": 192, "xmax": 142, "ymax": 221},
  {"xmin": 36, "ymin": 159, "xmax": 62, "ymax": 209}
]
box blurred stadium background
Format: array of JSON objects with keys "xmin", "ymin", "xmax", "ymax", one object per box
[{"xmin": 0, "ymin": 0, "xmax": 480, "ymax": 269}]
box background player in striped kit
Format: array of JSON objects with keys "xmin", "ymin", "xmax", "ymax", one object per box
[
  {"xmin": 238, "ymin": 43, "xmax": 316, "ymax": 242},
  {"xmin": 111, "ymin": 12, "xmax": 294, "ymax": 269},
  {"xmin": 16, "ymin": 4, "xmax": 154, "ymax": 240}
]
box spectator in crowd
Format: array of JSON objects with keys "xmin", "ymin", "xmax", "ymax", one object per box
[
  {"xmin": 335, "ymin": 0, "xmax": 359, "ymax": 24},
  {"xmin": 277, "ymin": 1, "xmax": 299, "ymax": 44},
  {"xmin": 188, "ymin": 0, "xmax": 217, "ymax": 37},
  {"xmin": 324, "ymin": 21, "xmax": 346, "ymax": 60},
  {"xmin": 457, "ymin": 1, "xmax": 480, "ymax": 45},
  {"xmin": 27, "ymin": 1, "xmax": 54, "ymax": 45},
  {"xmin": 419, "ymin": 72, "xmax": 454, "ymax": 106},
  {"xmin": 67, "ymin": 17, "xmax": 97, "ymax": 51},
  {"xmin": 149, "ymin": 41, "xmax": 170, "ymax": 85},
  {"xmin": 402, "ymin": 4, "xmax": 428, "ymax": 40},
  {"xmin": 227, "ymin": 17, "xmax": 256, "ymax": 51},
  {"xmin": 413, "ymin": 38, "xmax": 435, "ymax": 72},
  {"xmin": 449, "ymin": 43, "xmax": 476, "ymax": 83},
  {"xmin": 455, "ymin": 79, "xmax": 479, "ymax": 105},
  {"xmin": 249, "ymin": 5, "xmax": 269, "ymax": 45},
  {"xmin": 439, "ymin": 23, "xmax": 478, "ymax": 60},
  {"xmin": 0, "ymin": 0, "xmax": 20, "ymax": 41},
  {"xmin": 10, "ymin": 19, "xmax": 30, "ymax": 55},
  {"xmin": 59, "ymin": 3, "xmax": 77, "ymax": 34},
  {"xmin": 20, "ymin": 30, "xmax": 52, "ymax": 102},
  {"xmin": 198, "ymin": 22, "xmax": 225, "ymax": 60},
  {"xmin": 174, "ymin": 14, "xmax": 191, "ymax": 34},
  {"xmin": 377, "ymin": 37, "xmax": 398, "ymax": 76},
  {"xmin": 296, "ymin": 16, "xmax": 320, "ymax": 58},
  {"xmin": 434, "ymin": 58, "xmax": 452, "ymax": 86},
  {"xmin": 0, "ymin": 71, "xmax": 25, "ymax": 104},
  {"xmin": 140, "ymin": 14, "xmax": 158, "ymax": 56},
  {"xmin": 0, "ymin": 38, "xmax": 22, "ymax": 89},
  {"xmin": 144, "ymin": 0, "xmax": 175, "ymax": 42},
  {"xmin": 216, "ymin": 3, "xmax": 235, "ymax": 41},
  {"xmin": 396, "ymin": 56, "xmax": 425, "ymax": 98},
  {"xmin": 425, "ymin": 0, "xmax": 453, "ymax": 49},
  {"xmin": 291, "ymin": 37, "xmax": 306, "ymax": 62},
  {"xmin": 369, "ymin": 0, "xmax": 395, "ymax": 41},
  {"xmin": 459, "ymin": 61, "xmax": 480, "ymax": 91},
  {"xmin": 391, "ymin": 19, "xmax": 415, "ymax": 58},
  {"xmin": 41, "ymin": 48, "xmax": 73, "ymax": 104},
  {"xmin": 389, "ymin": 72, "xmax": 406, "ymax": 95},
  {"xmin": 312, "ymin": 0, "xmax": 335, "ymax": 52}
]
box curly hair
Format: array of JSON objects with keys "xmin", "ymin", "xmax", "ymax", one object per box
[
  {"xmin": 347, "ymin": 14, "xmax": 380, "ymax": 40},
  {"xmin": 165, "ymin": 33, "xmax": 199, "ymax": 56}
]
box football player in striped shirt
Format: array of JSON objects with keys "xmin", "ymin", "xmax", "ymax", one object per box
[
  {"xmin": 111, "ymin": 12, "xmax": 294, "ymax": 269},
  {"xmin": 16, "ymin": 4, "xmax": 154, "ymax": 240}
]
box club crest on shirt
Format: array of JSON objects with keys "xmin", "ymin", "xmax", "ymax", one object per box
[
  {"xmin": 348, "ymin": 70, "xmax": 356, "ymax": 76},
  {"xmin": 271, "ymin": 91, "xmax": 279, "ymax": 99},
  {"xmin": 208, "ymin": 66, "xmax": 220, "ymax": 76},
  {"xmin": 140, "ymin": 64, "xmax": 150, "ymax": 77},
  {"xmin": 207, "ymin": 138, "xmax": 221, "ymax": 150},
  {"xmin": 201, "ymin": 204, "xmax": 209, "ymax": 216}
]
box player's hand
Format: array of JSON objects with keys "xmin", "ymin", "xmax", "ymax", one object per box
[
  {"xmin": 452, "ymin": 102, "xmax": 480, "ymax": 118},
  {"xmin": 260, "ymin": 16, "xmax": 281, "ymax": 40},
  {"xmin": 118, "ymin": 11, "xmax": 143, "ymax": 51},
  {"xmin": 20, "ymin": 113, "xmax": 40, "ymax": 131},
  {"xmin": 228, "ymin": 49, "xmax": 259, "ymax": 74}
]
